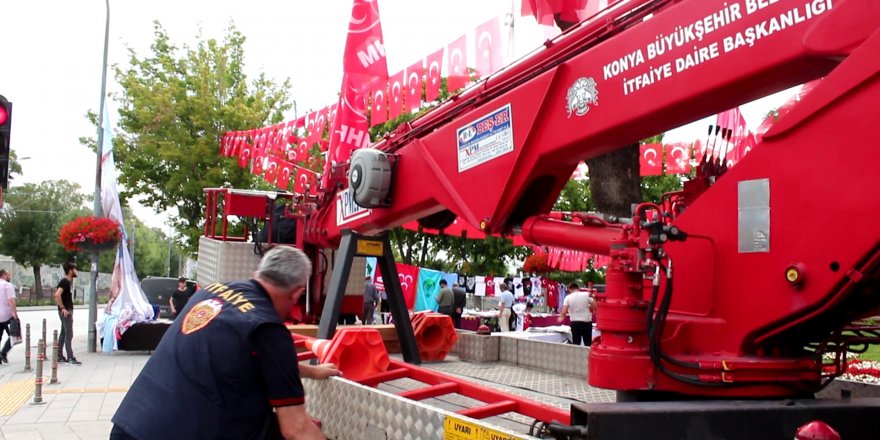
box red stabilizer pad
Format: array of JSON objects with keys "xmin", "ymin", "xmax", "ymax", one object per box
[
  {"xmin": 413, "ymin": 313, "xmax": 458, "ymax": 362},
  {"xmin": 306, "ymin": 328, "xmax": 390, "ymax": 382}
]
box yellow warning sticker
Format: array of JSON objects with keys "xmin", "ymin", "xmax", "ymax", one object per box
[
  {"xmin": 443, "ymin": 416, "xmax": 525, "ymax": 440},
  {"xmin": 356, "ymin": 239, "xmax": 384, "ymax": 256}
]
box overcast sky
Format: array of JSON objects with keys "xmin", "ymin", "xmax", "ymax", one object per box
[{"xmin": 1, "ymin": 0, "xmax": 793, "ymax": 231}]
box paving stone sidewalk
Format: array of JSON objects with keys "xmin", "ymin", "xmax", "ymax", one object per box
[{"xmin": 0, "ymin": 310, "xmax": 150, "ymax": 440}]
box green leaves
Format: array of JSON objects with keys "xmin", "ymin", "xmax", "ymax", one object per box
[{"xmin": 95, "ymin": 22, "xmax": 291, "ymax": 253}]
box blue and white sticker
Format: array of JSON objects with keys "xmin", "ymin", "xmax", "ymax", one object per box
[
  {"xmin": 457, "ymin": 104, "xmax": 513, "ymax": 173},
  {"xmin": 336, "ymin": 187, "xmax": 370, "ymax": 226}
]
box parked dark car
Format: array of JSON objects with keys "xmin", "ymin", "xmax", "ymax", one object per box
[{"xmin": 141, "ymin": 277, "xmax": 197, "ymax": 319}]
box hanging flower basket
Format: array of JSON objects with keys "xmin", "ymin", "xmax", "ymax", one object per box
[{"xmin": 58, "ymin": 216, "xmax": 122, "ymax": 252}]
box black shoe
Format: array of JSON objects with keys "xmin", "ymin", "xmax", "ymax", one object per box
[
  {"xmin": 58, "ymin": 356, "xmax": 68, "ymax": 364},
  {"xmin": 68, "ymin": 358, "xmax": 82, "ymax": 365},
  {"xmin": 0, "ymin": 353, "xmax": 7, "ymax": 363}
]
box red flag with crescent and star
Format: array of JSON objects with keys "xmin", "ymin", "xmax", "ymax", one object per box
[
  {"xmin": 275, "ymin": 160, "xmax": 295, "ymax": 190},
  {"xmin": 369, "ymin": 83, "xmax": 388, "ymax": 127},
  {"xmin": 665, "ymin": 142, "xmax": 692, "ymax": 174},
  {"xmin": 446, "ymin": 34, "xmax": 468, "ymax": 92},
  {"xmin": 387, "ymin": 70, "xmax": 405, "ymax": 120},
  {"xmin": 639, "ymin": 143, "xmax": 662, "ymax": 176},
  {"xmin": 474, "ymin": 17, "xmax": 503, "ymax": 78},
  {"xmin": 404, "ymin": 60, "xmax": 424, "ymax": 112},
  {"xmin": 424, "ymin": 47, "xmax": 444, "ymax": 102}
]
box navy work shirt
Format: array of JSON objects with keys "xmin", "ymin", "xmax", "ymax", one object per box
[{"xmin": 112, "ymin": 280, "xmax": 305, "ymax": 440}]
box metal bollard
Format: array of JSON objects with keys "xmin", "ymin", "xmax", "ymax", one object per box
[
  {"xmin": 50, "ymin": 330, "xmax": 59, "ymax": 384},
  {"xmin": 33, "ymin": 339, "xmax": 45, "ymax": 405},
  {"xmin": 41, "ymin": 318, "xmax": 46, "ymax": 348},
  {"xmin": 23, "ymin": 323, "xmax": 32, "ymax": 372}
]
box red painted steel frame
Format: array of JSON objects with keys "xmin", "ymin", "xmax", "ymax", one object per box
[
  {"xmin": 294, "ymin": 338, "xmax": 571, "ymax": 426},
  {"xmin": 298, "ymin": 0, "xmax": 880, "ymax": 399}
]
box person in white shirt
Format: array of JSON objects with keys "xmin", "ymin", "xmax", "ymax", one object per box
[
  {"xmin": 0, "ymin": 269, "xmax": 19, "ymax": 363},
  {"xmin": 497, "ymin": 283, "xmax": 515, "ymax": 332},
  {"xmin": 558, "ymin": 282, "xmax": 596, "ymax": 346}
]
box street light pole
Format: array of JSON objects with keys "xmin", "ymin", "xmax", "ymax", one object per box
[{"xmin": 88, "ymin": 0, "xmax": 111, "ymax": 353}]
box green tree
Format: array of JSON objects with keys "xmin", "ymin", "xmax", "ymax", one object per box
[
  {"xmin": 0, "ymin": 180, "xmax": 87, "ymax": 298},
  {"xmin": 83, "ymin": 22, "xmax": 291, "ymax": 254}
]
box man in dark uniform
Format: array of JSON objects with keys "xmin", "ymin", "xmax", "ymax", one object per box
[{"xmin": 111, "ymin": 247, "xmax": 340, "ymax": 440}]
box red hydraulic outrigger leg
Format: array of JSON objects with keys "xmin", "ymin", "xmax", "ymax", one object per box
[{"xmin": 293, "ymin": 330, "xmax": 571, "ymax": 430}]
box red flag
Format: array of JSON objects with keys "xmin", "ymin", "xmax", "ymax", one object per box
[
  {"xmin": 237, "ymin": 134, "xmax": 253, "ymax": 168},
  {"xmin": 220, "ymin": 133, "xmax": 230, "ymax": 156},
  {"xmin": 665, "ymin": 142, "xmax": 692, "ymax": 174},
  {"xmin": 395, "ymin": 263, "xmax": 419, "ymax": 309},
  {"xmin": 341, "ymin": 0, "xmax": 389, "ymax": 93},
  {"xmin": 640, "ymin": 143, "xmax": 662, "ymax": 176},
  {"xmin": 424, "ymin": 48, "xmax": 443, "ymax": 102},
  {"xmin": 230, "ymin": 133, "xmax": 242, "ymax": 158},
  {"xmin": 474, "ymin": 18, "xmax": 503, "ymax": 78},
  {"xmin": 446, "ymin": 35, "xmax": 468, "ymax": 92},
  {"xmin": 716, "ymin": 107, "xmax": 757, "ymax": 167},
  {"xmin": 311, "ymin": 108, "xmax": 328, "ymax": 145},
  {"xmin": 369, "ymin": 83, "xmax": 388, "ymax": 127},
  {"xmin": 294, "ymin": 166, "xmax": 318, "ymax": 195},
  {"xmin": 303, "ymin": 111, "xmax": 318, "ymax": 146},
  {"xmin": 275, "ymin": 160, "xmax": 295, "ymax": 190},
  {"xmin": 264, "ymin": 156, "xmax": 280, "ymax": 184},
  {"xmin": 296, "ymin": 139, "xmax": 310, "ymax": 162},
  {"xmin": 387, "ymin": 70, "xmax": 405, "ymax": 120},
  {"xmin": 327, "ymin": 104, "xmax": 338, "ymax": 127},
  {"xmin": 404, "ymin": 60, "xmax": 424, "ymax": 112},
  {"xmin": 324, "ymin": 0, "xmax": 389, "ymax": 187},
  {"xmin": 692, "ymin": 139, "xmax": 706, "ymax": 164},
  {"xmin": 372, "ymin": 262, "xmax": 418, "ymax": 309},
  {"xmin": 326, "ymin": 78, "xmax": 371, "ymax": 185},
  {"xmin": 521, "ymin": 0, "xmax": 595, "ymax": 25}
]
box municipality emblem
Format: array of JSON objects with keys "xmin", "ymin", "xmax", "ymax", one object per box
[{"xmin": 566, "ymin": 77, "xmax": 599, "ymax": 118}]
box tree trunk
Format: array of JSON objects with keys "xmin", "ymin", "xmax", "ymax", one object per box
[
  {"xmin": 33, "ymin": 265, "xmax": 42, "ymax": 302},
  {"xmin": 554, "ymin": 15, "xmax": 644, "ymax": 218},
  {"xmin": 418, "ymin": 235, "xmax": 429, "ymax": 267},
  {"xmin": 585, "ymin": 144, "xmax": 643, "ymax": 217}
]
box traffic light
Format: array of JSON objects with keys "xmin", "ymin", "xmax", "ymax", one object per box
[{"xmin": 0, "ymin": 95, "xmax": 11, "ymax": 190}]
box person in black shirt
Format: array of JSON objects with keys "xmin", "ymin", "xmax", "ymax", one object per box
[
  {"xmin": 111, "ymin": 246, "xmax": 340, "ymax": 440},
  {"xmin": 53, "ymin": 262, "xmax": 80, "ymax": 365},
  {"xmin": 452, "ymin": 283, "xmax": 467, "ymax": 329},
  {"xmin": 169, "ymin": 277, "xmax": 192, "ymax": 319}
]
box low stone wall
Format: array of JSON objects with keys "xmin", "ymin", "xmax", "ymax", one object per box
[
  {"xmin": 452, "ymin": 331, "xmax": 589, "ymax": 378},
  {"xmin": 451, "ymin": 330, "xmax": 500, "ymax": 363}
]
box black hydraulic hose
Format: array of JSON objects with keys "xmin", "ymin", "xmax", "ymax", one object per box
[{"xmin": 545, "ymin": 422, "xmax": 589, "ymax": 440}]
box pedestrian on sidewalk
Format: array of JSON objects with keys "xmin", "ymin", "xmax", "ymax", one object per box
[
  {"xmin": 0, "ymin": 269, "xmax": 18, "ymax": 364},
  {"xmin": 452, "ymin": 283, "xmax": 467, "ymax": 329},
  {"xmin": 111, "ymin": 246, "xmax": 340, "ymax": 440},
  {"xmin": 435, "ymin": 279, "xmax": 454, "ymax": 322},
  {"xmin": 558, "ymin": 283, "xmax": 596, "ymax": 346},
  {"xmin": 169, "ymin": 277, "xmax": 192, "ymax": 319},
  {"xmin": 362, "ymin": 275, "xmax": 378, "ymax": 325},
  {"xmin": 498, "ymin": 283, "xmax": 515, "ymax": 332},
  {"xmin": 53, "ymin": 262, "xmax": 80, "ymax": 365}
]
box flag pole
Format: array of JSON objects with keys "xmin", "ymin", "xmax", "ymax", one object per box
[{"xmin": 89, "ymin": 0, "xmax": 111, "ymax": 353}]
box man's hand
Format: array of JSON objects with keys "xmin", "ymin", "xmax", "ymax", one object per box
[
  {"xmin": 557, "ymin": 316, "xmax": 565, "ymax": 323},
  {"xmin": 300, "ymin": 363, "xmax": 342, "ymax": 380},
  {"xmin": 61, "ymin": 309, "xmax": 70, "ymax": 318}
]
